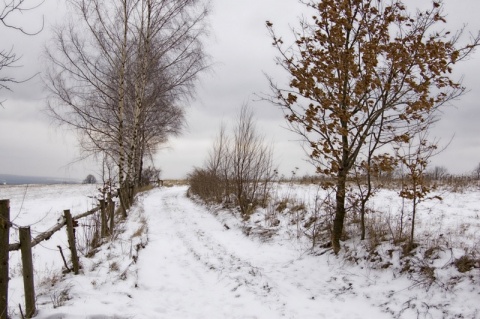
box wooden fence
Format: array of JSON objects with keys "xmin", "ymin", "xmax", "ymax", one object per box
[{"xmin": 0, "ymin": 191, "xmax": 116, "ymax": 319}]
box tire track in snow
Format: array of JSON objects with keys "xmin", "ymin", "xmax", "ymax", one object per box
[
  {"xmin": 158, "ymin": 188, "xmax": 295, "ymax": 318},
  {"xmin": 141, "ymin": 187, "xmax": 393, "ymax": 319}
]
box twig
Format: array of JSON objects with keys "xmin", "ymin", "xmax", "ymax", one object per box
[
  {"xmin": 18, "ymin": 303, "xmax": 25, "ymax": 319},
  {"xmin": 57, "ymin": 246, "xmax": 71, "ymax": 272}
]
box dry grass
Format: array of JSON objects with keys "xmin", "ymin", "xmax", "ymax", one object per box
[
  {"xmin": 454, "ymin": 255, "xmax": 477, "ymax": 273},
  {"xmin": 77, "ymin": 212, "xmax": 102, "ymax": 257},
  {"xmin": 364, "ymin": 214, "xmax": 390, "ymax": 251},
  {"xmin": 164, "ymin": 179, "xmax": 188, "ymax": 187},
  {"xmin": 134, "ymin": 184, "xmax": 155, "ymax": 194},
  {"xmin": 109, "ymin": 261, "xmax": 120, "ymax": 272},
  {"xmin": 38, "ymin": 271, "xmax": 62, "ymax": 288},
  {"xmin": 131, "ymin": 216, "xmax": 148, "ymax": 238},
  {"xmin": 51, "ymin": 285, "xmax": 72, "ymax": 309}
]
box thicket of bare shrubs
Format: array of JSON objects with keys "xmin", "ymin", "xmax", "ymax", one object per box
[
  {"xmin": 188, "ymin": 105, "xmax": 276, "ymax": 219},
  {"xmin": 188, "ymin": 168, "xmax": 223, "ymax": 203},
  {"xmin": 187, "ymin": 103, "xmax": 479, "ymax": 290}
]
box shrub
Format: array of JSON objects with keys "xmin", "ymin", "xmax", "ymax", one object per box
[
  {"xmin": 83, "ymin": 174, "xmax": 97, "ymax": 184},
  {"xmin": 454, "ymin": 255, "xmax": 477, "ymax": 273},
  {"xmin": 139, "ymin": 166, "xmax": 161, "ymax": 186},
  {"xmin": 188, "ymin": 168, "xmax": 223, "ymax": 203},
  {"xmin": 189, "ymin": 105, "xmax": 276, "ymax": 218}
]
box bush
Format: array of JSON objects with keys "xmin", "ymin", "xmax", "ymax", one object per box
[
  {"xmin": 83, "ymin": 174, "xmax": 97, "ymax": 184},
  {"xmin": 139, "ymin": 166, "xmax": 161, "ymax": 186},
  {"xmin": 188, "ymin": 168, "xmax": 223, "ymax": 203},
  {"xmin": 190, "ymin": 105, "xmax": 275, "ymax": 218},
  {"xmin": 454, "ymin": 255, "xmax": 477, "ymax": 273}
]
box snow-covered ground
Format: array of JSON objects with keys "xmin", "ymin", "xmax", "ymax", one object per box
[{"xmin": 1, "ymin": 184, "xmax": 479, "ymax": 318}]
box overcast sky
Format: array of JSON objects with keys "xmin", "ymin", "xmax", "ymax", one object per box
[{"xmin": 1, "ymin": 0, "xmax": 480, "ymax": 181}]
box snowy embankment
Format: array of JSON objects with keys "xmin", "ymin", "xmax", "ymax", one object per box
[{"xmin": 2, "ymin": 184, "xmax": 479, "ymax": 318}]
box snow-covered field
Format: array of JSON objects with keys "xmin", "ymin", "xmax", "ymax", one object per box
[{"xmin": 1, "ymin": 183, "xmax": 479, "ymax": 318}]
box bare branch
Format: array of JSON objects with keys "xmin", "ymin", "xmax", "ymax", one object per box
[{"xmin": 0, "ymin": 0, "xmax": 44, "ymax": 35}]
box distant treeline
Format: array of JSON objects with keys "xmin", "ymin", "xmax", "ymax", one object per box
[{"xmin": 0, "ymin": 174, "xmax": 79, "ymax": 185}]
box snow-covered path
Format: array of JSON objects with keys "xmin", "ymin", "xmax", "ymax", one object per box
[
  {"xmin": 28, "ymin": 186, "xmax": 392, "ymax": 319},
  {"xmin": 129, "ymin": 186, "xmax": 389, "ymax": 319},
  {"xmin": 7, "ymin": 184, "xmax": 478, "ymax": 319},
  {"xmin": 132, "ymin": 187, "xmax": 280, "ymax": 318}
]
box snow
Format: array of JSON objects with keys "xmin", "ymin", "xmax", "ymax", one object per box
[{"xmin": 1, "ymin": 183, "xmax": 479, "ymax": 318}]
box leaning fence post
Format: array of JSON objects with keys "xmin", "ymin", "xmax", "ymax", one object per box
[
  {"xmin": 64, "ymin": 210, "xmax": 79, "ymax": 275},
  {"xmin": 100, "ymin": 198, "xmax": 107, "ymax": 238},
  {"xmin": 0, "ymin": 200, "xmax": 10, "ymax": 319},
  {"xmin": 100, "ymin": 199, "xmax": 107, "ymax": 238},
  {"xmin": 19, "ymin": 227, "xmax": 36, "ymax": 318}
]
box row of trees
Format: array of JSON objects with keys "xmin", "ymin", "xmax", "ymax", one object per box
[
  {"xmin": 266, "ymin": 0, "xmax": 480, "ymax": 253},
  {"xmin": 45, "ymin": 0, "xmax": 210, "ymax": 211}
]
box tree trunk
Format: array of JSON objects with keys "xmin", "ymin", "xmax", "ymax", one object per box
[
  {"xmin": 360, "ymin": 169, "xmax": 373, "ymax": 241},
  {"xmin": 360, "ymin": 200, "xmax": 366, "ymax": 241},
  {"xmin": 117, "ymin": 0, "xmax": 130, "ymax": 202},
  {"xmin": 128, "ymin": 0, "xmax": 152, "ymax": 188},
  {"xmin": 332, "ymin": 171, "xmax": 347, "ymax": 254},
  {"xmin": 409, "ymin": 191, "xmax": 417, "ymax": 251}
]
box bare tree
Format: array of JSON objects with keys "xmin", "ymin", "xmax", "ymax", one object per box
[
  {"xmin": 44, "ymin": 0, "xmax": 135, "ymax": 212},
  {"xmin": 45, "ymin": 0, "xmax": 209, "ymax": 209},
  {"xmin": 83, "ymin": 174, "xmax": 97, "ymax": 184},
  {"xmin": 0, "ymin": 46, "xmax": 20, "ymax": 97},
  {"xmin": 139, "ymin": 166, "xmax": 161, "ymax": 186},
  {"xmin": 189, "ymin": 105, "xmax": 276, "ymax": 218},
  {"xmin": 125, "ymin": 0, "xmax": 209, "ymax": 187},
  {"xmin": 266, "ymin": 0, "xmax": 479, "ymax": 253},
  {"xmin": 0, "ymin": 0, "xmax": 44, "ymax": 33},
  {"xmin": 231, "ymin": 105, "xmax": 275, "ymax": 217},
  {"xmin": 429, "ymin": 165, "xmax": 448, "ymax": 180},
  {"xmin": 0, "ymin": 0, "xmax": 44, "ymax": 103},
  {"xmin": 205, "ymin": 123, "xmax": 231, "ymax": 202},
  {"xmin": 473, "ymin": 163, "xmax": 480, "ymax": 180}
]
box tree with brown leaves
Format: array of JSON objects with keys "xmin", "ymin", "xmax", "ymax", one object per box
[{"xmin": 266, "ymin": 0, "xmax": 479, "ymax": 254}]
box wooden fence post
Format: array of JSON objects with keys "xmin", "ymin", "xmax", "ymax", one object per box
[
  {"xmin": 100, "ymin": 199, "xmax": 107, "ymax": 238},
  {"xmin": 19, "ymin": 227, "xmax": 36, "ymax": 318},
  {"xmin": 108, "ymin": 192, "xmax": 114, "ymax": 236},
  {"xmin": 64, "ymin": 210, "xmax": 79, "ymax": 275},
  {"xmin": 0, "ymin": 200, "xmax": 10, "ymax": 319}
]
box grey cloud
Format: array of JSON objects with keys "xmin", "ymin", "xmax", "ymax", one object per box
[{"xmin": 2, "ymin": 0, "xmax": 480, "ymax": 179}]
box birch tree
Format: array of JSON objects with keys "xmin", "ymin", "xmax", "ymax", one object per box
[
  {"xmin": 267, "ymin": 0, "xmax": 479, "ymax": 253},
  {"xmin": 46, "ymin": 0, "xmax": 209, "ymax": 207},
  {"xmin": 125, "ymin": 0, "xmax": 208, "ymax": 190},
  {"xmin": 45, "ymin": 0, "xmax": 134, "ymax": 212}
]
